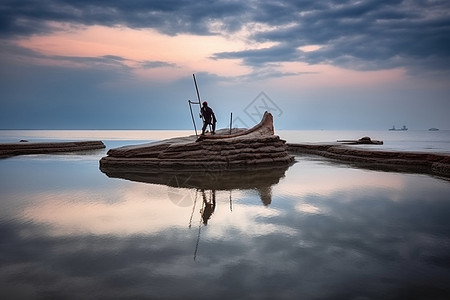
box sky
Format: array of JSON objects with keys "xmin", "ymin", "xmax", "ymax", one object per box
[{"xmin": 1, "ymin": 0, "xmax": 449, "ymax": 130}]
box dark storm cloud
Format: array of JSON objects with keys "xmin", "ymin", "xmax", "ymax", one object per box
[
  {"xmin": 232, "ymin": 0, "xmax": 450, "ymax": 73},
  {"xmin": 1, "ymin": 0, "xmax": 449, "ymax": 73},
  {"xmin": 0, "ymin": 0, "xmax": 247, "ymax": 37}
]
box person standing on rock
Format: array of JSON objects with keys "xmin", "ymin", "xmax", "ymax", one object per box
[{"xmin": 200, "ymin": 101, "xmax": 217, "ymax": 135}]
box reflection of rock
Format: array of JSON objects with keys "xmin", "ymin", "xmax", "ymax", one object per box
[
  {"xmin": 101, "ymin": 164, "xmax": 291, "ymax": 207},
  {"xmin": 99, "ymin": 112, "xmax": 294, "ymax": 171},
  {"xmin": 101, "ymin": 165, "xmax": 290, "ymax": 191},
  {"xmin": 257, "ymin": 185, "xmax": 273, "ymax": 206}
]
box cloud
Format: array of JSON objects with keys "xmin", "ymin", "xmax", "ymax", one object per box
[
  {"xmin": 0, "ymin": 43, "xmax": 193, "ymax": 129},
  {"xmin": 0, "ymin": 0, "xmax": 248, "ymax": 37},
  {"xmin": 140, "ymin": 60, "xmax": 177, "ymax": 69},
  {"xmin": 216, "ymin": 0, "xmax": 450, "ymax": 74},
  {"xmin": 1, "ymin": 0, "xmax": 449, "ymax": 76},
  {"xmin": 1, "ymin": 0, "xmax": 449, "ymax": 129},
  {"xmin": 212, "ymin": 43, "xmax": 299, "ymax": 66}
]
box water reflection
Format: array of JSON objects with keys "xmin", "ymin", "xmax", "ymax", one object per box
[
  {"xmin": 200, "ymin": 189, "xmax": 216, "ymax": 225},
  {"xmin": 100, "ymin": 165, "xmax": 288, "ymax": 208},
  {"xmin": 100, "ymin": 165, "xmax": 289, "ymax": 190},
  {"xmin": 1, "ymin": 156, "xmax": 450, "ymax": 299},
  {"xmin": 100, "ymin": 165, "xmax": 288, "ymax": 260}
]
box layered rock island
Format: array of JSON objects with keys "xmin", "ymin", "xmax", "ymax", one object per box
[{"xmin": 100, "ymin": 111, "xmax": 295, "ymax": 173}]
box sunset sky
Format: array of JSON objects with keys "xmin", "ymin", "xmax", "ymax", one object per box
[{"xmin": 1, "ymin": 0, "xmax": 449, "ymax": 130}]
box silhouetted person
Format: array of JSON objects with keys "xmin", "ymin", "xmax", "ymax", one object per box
[{"xmin": 200, "ymin": 101, "xmax": 217, "ymax": 135}]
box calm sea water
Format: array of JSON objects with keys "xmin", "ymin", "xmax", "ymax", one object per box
[{"xmin": 1, "ymin": 130, "xmax": 450, "ymax": 299}]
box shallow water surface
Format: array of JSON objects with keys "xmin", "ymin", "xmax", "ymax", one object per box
[{"xmin": 1, "ymin": 131, "xmax": 450, "ymax": 299}]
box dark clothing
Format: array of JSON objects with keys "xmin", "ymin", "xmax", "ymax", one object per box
[
  {"xmin": 201, "ymin": 106, "xmax": 216, "ymax": 124},
  {"xmin": 202, "ymin": 121, "xmax": 215, "ymax": 135},
  {"xmin": 200, "ymin": 105, "xmax": 216, "ymax": 134}
]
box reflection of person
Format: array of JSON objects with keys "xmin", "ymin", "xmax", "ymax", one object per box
[
  {"xmin": 200, "ymin": 101, "xmax": 217, "ymax": 135},
  {"xmin": 201, "ymin": 190, "xmax": 216, "ymax": 225}
]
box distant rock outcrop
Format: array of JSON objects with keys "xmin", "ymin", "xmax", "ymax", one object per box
[
  {"xmin": 337, "ymin": 136, "xmax": 383, "ymax": 145},
  {"xmin": 287, "ymin": 143, "xmax": 450, "ymax": 179},
  {"xmin": 0, "ymin": 141, "xmax": 105, "ymax": 158}
]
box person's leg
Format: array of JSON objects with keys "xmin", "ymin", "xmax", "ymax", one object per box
[
  {"xmin": 212, "ymin": 121, "xmax": 216, "ymax": 134},
  {"xmin": 201, "ymin": 122, "xmax": 207, "ymax": 135}
]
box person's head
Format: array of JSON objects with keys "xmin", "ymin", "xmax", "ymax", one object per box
[{"xmin": 202, "ymin": 101, "xmax": 208, "ymax": 107}]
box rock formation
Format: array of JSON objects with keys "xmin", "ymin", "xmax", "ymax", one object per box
[
  {"xmin": 0, "ymin": 141, "xmax": 105, "ymax": 158},
  {"xmin": 337, "ymin": 136, "xmax": 383, "ymax": 145},
  {"xmin": 287, "ymin": 143, "xmax": 450, "ymax": 179},
  {"xmin": 100, "ymin": 111, "xmax": 294, "ymax": 172}
]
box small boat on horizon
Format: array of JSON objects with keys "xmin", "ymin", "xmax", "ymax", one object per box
[
  {"xmin": 389, "ymin": 125, "xmax": 408, "ymax": 131},
  {"xmin": 429, "ymin": 128, "xmax": 439, "ymax": 131}
]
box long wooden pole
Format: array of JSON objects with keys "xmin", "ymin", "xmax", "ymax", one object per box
[
  {"xmin": 188, "ymin": 100, "xmax": 198, "ymax": 137},
  {"xmin": 193, "ymin": 74, "xmax": 211, "ymax": 133},
  {"xmin": 193, "ymin": 74, "xmax": 201, "ymax": 105}
]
